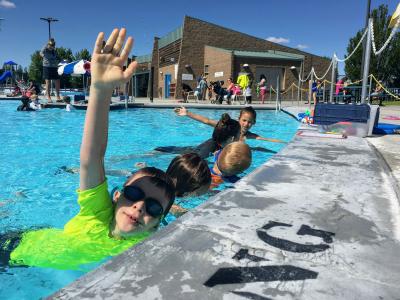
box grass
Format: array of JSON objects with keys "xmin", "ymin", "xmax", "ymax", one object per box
[{"xmin": 381, "ymin": 101, "xmax": 400, "ymax": 106}]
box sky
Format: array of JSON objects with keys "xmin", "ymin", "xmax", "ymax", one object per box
[{"xmin": 0, "ymin": 0, "xmax": 398, "ymax": 75}]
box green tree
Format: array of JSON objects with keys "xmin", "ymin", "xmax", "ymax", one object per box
[
  {"xmin": 15, "ymin": 65, "xmax": 23, "ymax": 80},
  {"xmin": 74, "ymin": 48, "xmax": 91, "ymax": 61},
  {"xmin": 28, "ymin": 51, "xmax": 43, "ymax": 84},
  {"xmin": 56, "ymin": 47, "xmax": 74, "ymax": 63},
  {"xmin": 344, "ymin": 4, "xmax": 400, "ymax": 86}
]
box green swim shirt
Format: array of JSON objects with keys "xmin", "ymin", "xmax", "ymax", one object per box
[{"xmin": 9, "ymin": 180, "xmax": 150, "ymax": 270}]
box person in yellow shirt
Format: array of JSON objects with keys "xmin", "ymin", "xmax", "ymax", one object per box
[{"xmin": 1, "ymin": 28, "xmax": 175, "ymax": 270}]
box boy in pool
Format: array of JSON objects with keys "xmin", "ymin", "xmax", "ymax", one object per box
[
  {"xmin": 2, "ymin": 29, "xmax": 176, "ymax": 270},
  {"xmin": 175, "ymin": 106, "xmax": 285, "ymax": 143},
  {"xmin": 167, "ymin": 144, "xmax": 250, "ymax": 216},
  {"xmin": 210, "ymin": 141, "xmax": 252, "ymax": 187}
]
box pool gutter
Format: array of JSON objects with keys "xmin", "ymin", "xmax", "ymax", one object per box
[{"xmin": 49, "ymin": 105, "xmax": 400, "ymax": 299}]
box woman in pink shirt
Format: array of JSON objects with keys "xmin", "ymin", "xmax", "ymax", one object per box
[
  {"xmin": 226, "ymin": 77, "xmax": 235, "ymax": 102},
  {"xmin": 335, "ymin": 78, "xmax": 344, "ymax": 95}
]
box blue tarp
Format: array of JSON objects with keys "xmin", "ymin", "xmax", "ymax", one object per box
[{"xmin": 373, "ymin": 123, "xmax": 400, "ymax": 135}]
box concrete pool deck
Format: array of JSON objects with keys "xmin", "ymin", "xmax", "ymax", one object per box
[{"xmin": 49, "ymin": 102, "xmax": 400, "ymax": 299}]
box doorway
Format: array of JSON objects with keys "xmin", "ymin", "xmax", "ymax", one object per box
[{"xmin": 164, "ymin": 74, "xmax": 171, "ymax": 98}]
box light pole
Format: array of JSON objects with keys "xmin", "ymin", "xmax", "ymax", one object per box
[
  {"xmin": 40, "ymin": 17, "xmax": 59, "ymax": 39},
  {"xmin": 360, "ymin": 0, "xmax": 371, "ymax": 77}
]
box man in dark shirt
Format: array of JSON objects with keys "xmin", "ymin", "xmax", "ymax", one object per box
[{"xmin": 40, "ymin": 38, "xmax": 61, "ymax": 102}]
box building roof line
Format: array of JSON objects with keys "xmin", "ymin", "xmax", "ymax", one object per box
[
  {"xmin": 205, "ymin": 45, "xmax": 304, "ymax": 60},
  {"xmin": 184, "ymin": 15, "xmax": 326, "ymax": 61}
]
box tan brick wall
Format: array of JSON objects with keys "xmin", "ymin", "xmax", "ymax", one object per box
[
  {"xmin": 204, "ymin": 46, "xmax": 233, "ymax": 84},
  {"xmin": 159, "ymin": 39, "xmax": 181, "ymax": 68},
  {"xmin": 151, "ymin": 16, "xmax": 331, "ymax": 99},
  {"xmin": 158, "ymin": 64, "xmax": 178, "ymax": 99}
]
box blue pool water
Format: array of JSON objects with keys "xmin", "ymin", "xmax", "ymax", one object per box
[{"xmin": 0, "ymin": 100, "xmax": 299, "ymax": 299}]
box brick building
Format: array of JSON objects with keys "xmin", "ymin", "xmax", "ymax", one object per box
[{"xmin": 139, "ymin": 16, "xmax": 331, "ymax": 100}]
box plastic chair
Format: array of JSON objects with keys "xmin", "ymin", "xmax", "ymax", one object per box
[{"xmin": 186, "ymin": 91, "xmax": 198, "ymax": 103}]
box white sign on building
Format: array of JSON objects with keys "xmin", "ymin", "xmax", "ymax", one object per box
[
  {"xmin": 182, "ymin": 73, "xmax": 194, "ymax": 81},
  {"xmin": 214, "ymin": 71, "xmax": 224, "ymax": 78}
]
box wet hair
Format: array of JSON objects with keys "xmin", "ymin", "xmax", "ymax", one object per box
[
  {"xmin": 124, "ymin": 167, "xmax": 176, "ymax": 216},
  {"xmin": 63, "ymin": 96, "xmax": 71, "ymax": 103},
  {"xmin": 166, "ymin": 153, "xmax": 211, "ymax": 197},
  {"xmin": 212, "ymin": 113, "xmax": 241, "ymax": 146},
  {"xmin": 218, "ymin": 142, "xmax": 252, "ymax": 176},
  {"xmin": 239, "ymin": 106, "xmax": 257, "ymax": 123}
]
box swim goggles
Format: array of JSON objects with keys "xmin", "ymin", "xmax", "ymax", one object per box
[{"xmin": 122, "ymin": 185, "xmax": 164, "ymax": 218}]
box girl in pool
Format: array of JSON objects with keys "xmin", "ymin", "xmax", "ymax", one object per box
[
  {"xmin": 174, "ymin": 106, "xmax": 285, "ymax": 143},
  {"xmin": 155, "ymin": 112, "xmax": 241, "ymax": 158},
  {"xmin": 2, "ymin": 28, "xmax": 177, "ymax": 270}
]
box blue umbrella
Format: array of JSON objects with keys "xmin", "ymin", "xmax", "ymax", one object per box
[{"xmin": 58, "ymin": 60, "xmax": 90, "ymax": 75}]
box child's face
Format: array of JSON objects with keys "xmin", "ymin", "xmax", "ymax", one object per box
[
  {"xmin": 113, "ymin": 174, "xmax": 171, "ymax": 237},
  {"xmin": 238, "ymin": 112, "xmax": 255, "ymax": 134}
]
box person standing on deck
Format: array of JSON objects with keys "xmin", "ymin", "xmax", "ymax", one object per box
[{"xmin": 40, "ymin": 38, "xmax": 61, "ymax": 103}]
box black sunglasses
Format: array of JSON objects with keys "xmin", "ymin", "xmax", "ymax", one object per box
[{"xmin": 122, "ymin": 186, "xmax": 164, "ymax": 218}]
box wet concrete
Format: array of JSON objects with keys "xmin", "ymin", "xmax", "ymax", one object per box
[{"xmin": 50, "ymin": 104, "xmax": 400, "ymax": 300}]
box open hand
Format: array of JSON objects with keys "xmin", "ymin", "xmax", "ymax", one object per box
[
  {"xmin": 174, "ymin": 106, "xmax": 188, "ymax": 116},
  {"xmin": 91, "ymin": 28, "xmax": 137, "ymax": 90}
]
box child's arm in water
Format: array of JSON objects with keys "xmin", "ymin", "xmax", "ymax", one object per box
[
  {"xmin": 244, "ymin": 131, "xmax": 286, "ymax": 143},
  {"xmin": 80, "ymin": 29, "xmax": 137, "ymax": 190},
  {"xmin": 174, "ymin": 107, "xmax": 218, "ymax": 127}
]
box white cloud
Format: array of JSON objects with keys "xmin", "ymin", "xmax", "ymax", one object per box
[
  {"xmin": 266, "ymin": 37, "xmax": 290, "ymax": 44},
  {"xmin": 0, "ymin": 0, "xmax": 16, "ymax": 8},
  {"xmin": 296, "ymin": 44, "xmax": 309, "ymax": 50}
]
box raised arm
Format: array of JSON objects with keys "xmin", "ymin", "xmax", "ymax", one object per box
[
  {"xmin": 174, "ymin": 106, "xmax": 218, "ymax": 127},
  {"xmin": 80, "ymin": 28, "xmax": 137, "ymax": 190}
]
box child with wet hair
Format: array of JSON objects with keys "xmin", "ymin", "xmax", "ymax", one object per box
[
  {"xmin": 157, "ymin": 112, "xmax": 241, "ymax": 158},
  {"xmin": 175, "ymin": 106, "xmax": 285, "ymax": 144},
  {"xmin": 212, "ymin": 113, "xmax": 241, "ymax": 148},
  {"xmin": 194, "ymin": 112, "xmax": 241, "ymax": 158},
  {"xmin": 166, "ymin": 152, "xmax": 211, "ymax": 197},
  {"xmin": 63, "ymin": 95, "xmax": 75, "ymax": 112},
  {"xmin": 166, "ymin": 153, "xmax": 211, "ymax": 217},
  {"xmin": 210, "ymin": 141, "xmax": 252, "ymax": 187},
  {"xmin": 2, "ymin": 28, "xmax": 177, "ymax": 270}
]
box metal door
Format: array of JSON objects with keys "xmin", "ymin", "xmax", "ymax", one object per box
[{"xmin": 164, "ymin": 74, "xmax": 171, "ymax": 98}]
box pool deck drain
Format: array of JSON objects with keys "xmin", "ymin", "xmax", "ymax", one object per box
[{"xmin": 50, "ymin": 105, "xmax": 400, "ymax": 299}]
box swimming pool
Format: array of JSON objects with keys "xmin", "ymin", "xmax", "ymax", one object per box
[{"xmin": 0, "ymin": 100, "xmax": 299, "ymax": 299}]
